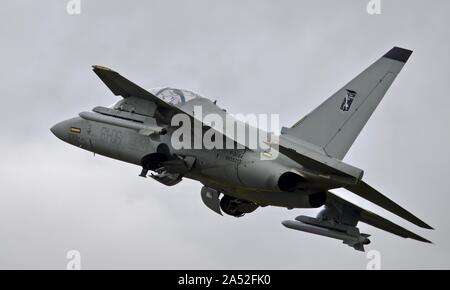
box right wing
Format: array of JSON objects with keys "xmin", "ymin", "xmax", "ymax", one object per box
[
  {"xmin": 92, "ymin": 65, "xmax": 174, "ymax": 110},
  {"xmin": 92, "ymin": 65, "xmax": 249, "ymax": 149}
]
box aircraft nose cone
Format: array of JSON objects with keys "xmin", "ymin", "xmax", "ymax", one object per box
[
  {"xmin": 50, "ymin": 124, "xmax": 57, "ymax": 135},
  {"xmin": 50, "ymin": 117, "xmax": 84, "ymax": 145},
  {"xmin": 50, "ymin": 121, "xmax": 66, "ymax": 141}
]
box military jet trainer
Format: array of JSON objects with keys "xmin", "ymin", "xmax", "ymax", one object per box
[{"xmin": 51, "ymin": 47, "xmax": 432, "ymax": 251}]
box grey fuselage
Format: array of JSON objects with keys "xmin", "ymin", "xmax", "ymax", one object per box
[{"xmin": 51, "ymin": 98, "xmax": 325, "ymax": 210}]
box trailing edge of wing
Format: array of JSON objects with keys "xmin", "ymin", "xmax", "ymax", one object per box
[
  {"xmin": 345, "ymin": 181, "xmax": 433, "ymax": 230},
  {"xmin": 92, "ymin": 65, "xmax": 173, "ymax": 110},
  {"xmin": 327, "ymin": 193, "xmax": 432, "ymax": 244}
]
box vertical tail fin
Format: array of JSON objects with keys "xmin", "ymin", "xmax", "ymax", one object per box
[{"xmin": 283, "ymin": 47, "xmax": 412, "ymax": 159}]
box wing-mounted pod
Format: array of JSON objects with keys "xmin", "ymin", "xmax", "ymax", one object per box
[
  {"xmin": 283, "ymin": 216, "xmax": 370, "ymax": 252},
  {"xmin": 282, "ymin": 192, "xmax": 431, "ymax": 251},
  {"xmin": 283, "ymin": 202, "xmax": 370, "ymax": 251}
]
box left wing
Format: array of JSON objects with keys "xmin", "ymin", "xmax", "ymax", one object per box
[
  {"xmin": 326, "ymin": 193, "xmax": 431, "ymax": 243},
  {"xmin": 345, "ymin": 181, "xmax": 433, "ymax": 229},
  {"xmin": 282, "ymin": 192, "xmax": 431, "ymax": 251}
]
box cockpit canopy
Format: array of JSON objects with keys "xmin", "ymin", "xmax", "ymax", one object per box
[
  {"xmin": 148, "ymin": 87, "xmax": 203, "ymax": 105},
  {"xmin": 108, "ymin": 87, "xmax": 205, "ymax": 114}
]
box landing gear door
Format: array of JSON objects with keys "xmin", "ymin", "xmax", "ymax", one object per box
[{"xmin": 201, "ymin": 186, "xmax": 222, "ymax": 216}]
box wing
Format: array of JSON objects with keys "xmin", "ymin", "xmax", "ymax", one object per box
[
  {"xmin": 92, "ymin": 65, "xmax": 249, "ymax": 149},
  {"xmin": 345, "ymin": 181, "xmax": 433, "ymax": 229},
  {"xmin": 92, "ymin": 65, "xmax": 174, "ymax": 110},
  {"xmin": 326, "ymin": 192, "xmax": 432, "ymax": 243},
  {"xmin": 283, "ymin": 192, "xmax": 431, "ymax": 251}
]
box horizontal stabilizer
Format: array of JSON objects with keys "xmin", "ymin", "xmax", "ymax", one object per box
[
  {"xmin": 277, "ymin": 144, "xmax": 363, "ymax": 183},
  {"xmin": 345, "ymin": 181, "xmax": 433, "ymax": 229}
]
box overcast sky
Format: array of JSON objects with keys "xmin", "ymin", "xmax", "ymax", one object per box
[{"xmin": 0, "ymin": 0, "xmax": 449, "ymax": 269}]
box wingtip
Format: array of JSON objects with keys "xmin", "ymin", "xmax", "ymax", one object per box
[
  {"xmin": 383, "ymin": 46, "xmax": 413, "ymax": 63},
  {"xmin": 92, "ymin": 65, "xmax": 113, "ymax": 71},
  {"xmin": 348, "ymin": 181, "xmax": 433, "ymax": 231},
  {"xmin": 407, "ymin": 232, "xmax": 433, "ymax": 244},
  {"xmin": 416, "ymin": 220, "xmax": 434, "ymax": 230},
  {"xmin": 405, "ymin": 216, "xmax": 433, "ymax": 230},
  {"xmin": 419, "ymin": 237, "xmax": 433, "ymax": 244}
]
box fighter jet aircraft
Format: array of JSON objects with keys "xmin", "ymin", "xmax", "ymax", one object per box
[{"xmin": 51, "ymin": 47, "xmax": 432, "ymax": 251}]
